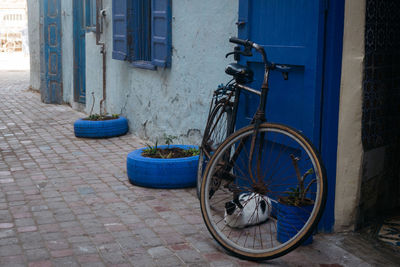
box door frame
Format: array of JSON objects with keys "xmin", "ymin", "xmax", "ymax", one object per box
[
  {"xmin": 318, "ymin": 0, "xmax": 345, "ymax": 232},
  {"xmin": 73, "ymin": 0, "xmax": 86, "ymax": 104}
]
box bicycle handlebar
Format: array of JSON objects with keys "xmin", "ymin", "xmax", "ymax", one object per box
[
  {"xmin": 229, "ymin": 37, "xmax": 267, "ymax": 66},
  {"xmin": 229, "ymin": 37, "xmax": 253, "ymax": 47}
]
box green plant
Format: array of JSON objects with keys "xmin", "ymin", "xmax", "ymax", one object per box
[
  {"xmin": 282, "ymin": 154, "xmax": 316, "ymax": 206},
  {"xmin": 88, "ymin": 113, "xmax": 101, "ymax": 120},
  {"xmin": 187, "ymin": 147, "xmax": 200, "ymax": 156},
  {"xmin": 89, "ymin": 92, "xmax": 96, "ymax": 117},
  {"xmin": 87, "ymin": 92, "xmax": 120, "ymax": 120},
  {"xmin": 143, "ymin": 141, "xmax": 159, "ymax": 156},
  {"xmin": 163, "ymin": 134, "xmax": 177, "ymax": 148}
]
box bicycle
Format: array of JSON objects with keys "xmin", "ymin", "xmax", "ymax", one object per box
[{"xmin": 198, "ymin": 37, "xmax": 327, "ymax": 261}]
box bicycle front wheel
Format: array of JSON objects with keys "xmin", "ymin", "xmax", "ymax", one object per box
[{"xmin": 200, "ymin": 123, "xmax": 326, "ymax": 261}]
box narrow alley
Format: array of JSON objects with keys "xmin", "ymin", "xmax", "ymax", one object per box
[{"xmin": 0, "ymin": 70, "xmax": 399, "ymax": 266}]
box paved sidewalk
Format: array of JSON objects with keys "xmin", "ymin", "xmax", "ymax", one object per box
[{"xmin": 0, "ymin": 70, "xmax": 399, "ymax": 266}]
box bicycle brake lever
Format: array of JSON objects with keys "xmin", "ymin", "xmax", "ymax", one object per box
[
  {"xmin": 225, "ymin": 51, "xmax": 236, "ymax": 58},
  {"xmin": 225, "ymin": 50, "xmax": 253, "ymax": 58}
]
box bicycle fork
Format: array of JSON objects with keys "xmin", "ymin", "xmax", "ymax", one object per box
[
  {"xmin": 248, "ymin": 68, "xmax": 269, "ymax": 191},
  {"xmin": 222, "ymin": 67, "xmax": 271, "ymax": 195}
]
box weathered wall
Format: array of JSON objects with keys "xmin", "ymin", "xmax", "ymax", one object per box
[
  {"xmin": 334, "ymin": 0, "xmax": 366, "ymax": 231},
  {"xmin": 85, "ymin": 32, "xmax": 103, "ymax": 115},
  {"xmin": 27, "ymin": 0, "xmax": 40, "ymax": 90},
  {"xmin": 84, "ymin": 0, "xmax": 238, "ymax": 144},
  {"xmin": 60, "ymin": 0, "xmax": 74, "ymax": 105}
]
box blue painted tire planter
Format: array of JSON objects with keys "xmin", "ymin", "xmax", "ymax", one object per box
[
  {"xmin": 74, "ymin": 116, "xmax": 128, "ymax": 138},
  {"xmin": 277, "ymin": 203, "xmax": 313, "ymax": 245},
  {"xmin": 127, "ymin": 145, "xmax": 199, "ymax": 189}
]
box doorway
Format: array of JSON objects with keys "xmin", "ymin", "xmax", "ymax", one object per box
[
  {"xmin": 359, "ymin": 0, "xmax": 400, "ymax": 227},
  {"xmin": 73, "ymin": 0, "xmax": 86, "ymax": 104}
]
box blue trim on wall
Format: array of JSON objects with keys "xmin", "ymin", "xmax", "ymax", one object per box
[{"xmin": 319, "ymin": 0, "xmax": 345, "ymax": 232}]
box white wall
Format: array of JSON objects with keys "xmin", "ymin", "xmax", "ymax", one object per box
[
  {"xmin": 85, "ymin": 32, "xmax": 102, "ymax": 115},
  {"xmin": 335, "ymin": 0, "xmax": 366, "ymax": 231},
  {"xmin": 27, "ymin": 0, "xmax": 40, "ymax": 90},
  {"xmin": 61, "ymin": 0, "xmax": 74, "ymax": 105},
  {"xmin": 84, "ymin": 0, "xmax": 238, "ymax": 144}
]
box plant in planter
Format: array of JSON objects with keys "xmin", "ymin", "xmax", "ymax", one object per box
[
  {"xmin": 277, "ymin": 154, "xmax": 316, "ymax": 245},
  {"xmin": 127, "ymin": 134, "xmax": 199, "ymax": 189},
  {"xmin": 74, "ymin": 93, "xmax": 128, "ymax": 138}
]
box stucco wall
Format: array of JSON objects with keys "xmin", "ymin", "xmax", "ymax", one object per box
[
  {"xmin": 85, "ymin": 32, "xmax": 103, "ymax": 115},
  {"xmin": 334, "ymin": 0, "xmax": 366, "ymax": 231},
  {"xmin": 27, "ymin": 0, "xmax": 40, "ymax": 90},
  {"xmin": 84, "ymin": 0, "xmax": 238, "ymax": 144},
  {"xmin": 61, "ymin": 0, "xmax": 74, "ymax": 105}
]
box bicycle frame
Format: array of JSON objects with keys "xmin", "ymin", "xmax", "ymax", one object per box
[
  {"xmin": 217, "ymin": 41, "xmax": 275, "ymax": 192},
  {"xmin": 207, "ymin": 38, "xmax": 300, "ymax": 193}
]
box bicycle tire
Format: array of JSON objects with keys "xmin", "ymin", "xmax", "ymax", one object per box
[
  {"xmin": 197, "ymin": 100, "xmax": 232, "ymax": 198},
  {"xmin": 200, "ymin": 123, "xmax": 327, "ymax": 261}
]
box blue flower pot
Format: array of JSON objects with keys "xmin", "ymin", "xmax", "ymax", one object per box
[
  {"xmin": 127, "ymin": 145, "xmax": 199, "ymax": 189},
  {"xmin": 74, "ymin": 116, "xmax": 128, "ymax": 138},
  {"xmin": 277, "ymin": 202, "xmax": 313, "ymax": 245}
]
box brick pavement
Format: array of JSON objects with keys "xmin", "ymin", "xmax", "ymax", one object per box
[{"xmin": 0, "ymin": 70, "xmax": 399, "ymax": 266}]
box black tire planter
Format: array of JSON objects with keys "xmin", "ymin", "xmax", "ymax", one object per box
[
  {"xmin": 74, "ymin": 116, "xmax": 128, "ymax": 138},
  {"xmin": 127, "ymin": 145, "xmax": 199, "ymax": 189}
]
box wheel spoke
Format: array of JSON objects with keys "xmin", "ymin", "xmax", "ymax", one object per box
[{"xmin": 200, "ymin": 124, "xmax": 326, "ymax": 261}]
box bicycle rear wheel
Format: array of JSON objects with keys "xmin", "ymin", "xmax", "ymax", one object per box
[
  {"xmin": 197, "ymin": 100, "xmax": 232, "ymax": 198},
  {"xmin": 200, "ymin": 123, "xmax": 326, "ymax": 261}
]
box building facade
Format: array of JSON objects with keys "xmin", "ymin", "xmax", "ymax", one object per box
[{"xmin": 27, "ymin": 0, "xmax": 400, "ymax": 232}]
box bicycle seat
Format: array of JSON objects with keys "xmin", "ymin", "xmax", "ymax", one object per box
[{"xmin": 225, "ymin": 63, "xmax": 254, "ymax": 84}]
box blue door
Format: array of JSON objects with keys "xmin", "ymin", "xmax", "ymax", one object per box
[
  {"xmin": 237, "ymin": 0, "xmax": 332, "ymax": 230},
  {"xmin": 73, "ymin": 0, "xmax": 86, "ymax": 104},
  {"xmin": 41, "ymin": 0, "xmax": 63, "ymax": 104},
  {"xmin": 237, "ymin": 0, "xmax": 326, "ymax": 143}
]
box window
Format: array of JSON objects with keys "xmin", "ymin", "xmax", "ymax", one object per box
[
  {"xmin": 85, "ymin": 0, "xmax": 97, "ymax": 31},
  {"xmin": 131, "ymin": 1, "xmax": 152, "ymax": 65},
  {"xmin": 112, "ymin": 0, "xmax": 172, "ymax": 69}
]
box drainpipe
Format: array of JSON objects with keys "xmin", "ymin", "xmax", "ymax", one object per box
[
  {"xmin": 96, "ymin": 0, "xmax": 107, "ymax": 115},
  {"xmin": 99, "ymin": 44, "xmax": 106, "ymax": 115}
]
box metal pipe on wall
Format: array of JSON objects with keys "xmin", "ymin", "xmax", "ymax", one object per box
[{"xmin": 95, "ymin": 0, "xmax": 106, "ymax": 115}]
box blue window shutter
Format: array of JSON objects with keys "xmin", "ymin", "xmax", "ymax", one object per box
[
  {"xmin": 151, "ymin": 0, "xmax": 172, "ymax": 67},
  {"xmin": 112, "ymin": 0, "xmax": 129, "ymax": 60}
]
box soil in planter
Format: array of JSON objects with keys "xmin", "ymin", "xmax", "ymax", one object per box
[
  {"xmin": 279, "ymin": 196, "xmax": 314, "ymax": 207},
  {"xmin": 82, "ymin": 115, "xmax": 119, "ymax": 121},
  {"xmin": 142, "ymin": 148, "xmax": 198, "ymax": 159}
]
